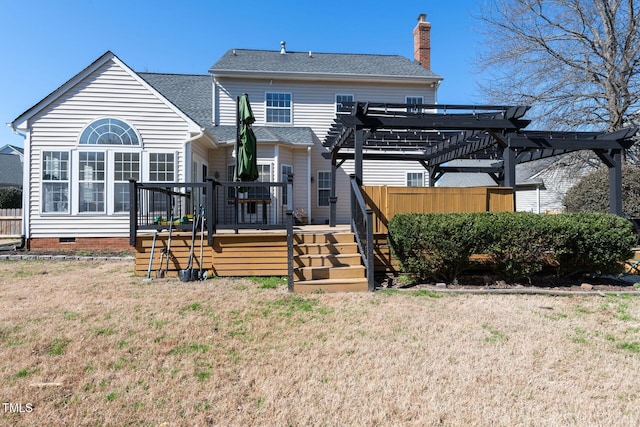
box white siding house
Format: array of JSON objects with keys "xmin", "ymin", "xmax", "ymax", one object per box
[{"xmin": 11, "ymin": 15, "xmax": 442, "ymax": 250}]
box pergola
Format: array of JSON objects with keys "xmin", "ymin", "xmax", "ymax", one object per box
[{"xmin": 323, "ymin": 102, "xmax": 639, "ymax": 225}]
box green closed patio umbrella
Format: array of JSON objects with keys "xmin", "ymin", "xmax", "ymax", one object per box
[{"xmin": 236, "ymin": 94, "xmax": 259, "ymax": 182}]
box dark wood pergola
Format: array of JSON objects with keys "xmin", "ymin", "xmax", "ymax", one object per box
[{"xmin": 323, "ymin": 102, "xmax": 638, "ymax": 225}]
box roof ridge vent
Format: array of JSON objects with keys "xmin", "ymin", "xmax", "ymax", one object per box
[{"xmin": 280, "ymin": 41, "xmax": 286, "ymax": 54}]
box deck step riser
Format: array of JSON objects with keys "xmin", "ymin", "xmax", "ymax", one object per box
[
  {"xmin": 292, "ymin": 230, "xmax": 367, "ymax": 292},
  {"xmin": 294, "ymin": 266, "xmax": 365, "ymax": 281},
  {"xmin": 294, "ymin": 280, "xmax": 369, "ymax": 293},
  {"xmin": 294, "ymin": 233, "xmax": 355, "ymax": 245},
  {"xmin": 294, "ymin": 244, "xmax": 358, "ymax": 255},
  {"xmin": 294, "ymin": 255, "xmax": 361, "ymax": 268}
]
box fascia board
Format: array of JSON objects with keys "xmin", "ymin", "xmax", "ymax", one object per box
[{"xmin": 211, "ymin": 70, "xmax": 443, "ymax": 85}]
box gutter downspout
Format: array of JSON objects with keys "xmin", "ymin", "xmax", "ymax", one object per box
[
  {"xmin": 307, "ymin": 146, "xmax": 312, "ymax": 224},
  {"xmin": 8, "ymin": 123, "xmax": 27, "ymax": 250},
  {"xmin": 184, "ymin": 128, "xmax": 205, "ymax": 182}
]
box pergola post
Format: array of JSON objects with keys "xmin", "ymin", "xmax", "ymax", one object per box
[
  {"xmin": 502, "ymin": 144, "xmax": 517, "ymax": 209},
  {"xmin": 609, "ymin": 149, "xmax": 623, "ymax": 216},
  {"xmin": 354, "ymin": 128, "xmax": 364, "ymax": 183},
  {"xmin": 329, "ymin": 154, "xmax": 338, "ymax": 227}
]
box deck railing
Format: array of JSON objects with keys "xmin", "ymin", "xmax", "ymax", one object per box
[
  {"xmin": 129, "ymin": 179, "xmax": 292, "ymax": 246},
  {"xmin": 212, "ymin": 181, "xmax": 290, "ymax": 232},
  {"xmin": 129, "ymin": 179, "xmax": 216, "ymax": 246},
  {"xmin": 350, "ymin": 175, "xmax": 375, "ymax": 291}
]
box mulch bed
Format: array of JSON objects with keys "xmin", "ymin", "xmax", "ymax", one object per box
[{"xmin": 382, "ymin": 273, "xmax": 640, "ymax": 294}]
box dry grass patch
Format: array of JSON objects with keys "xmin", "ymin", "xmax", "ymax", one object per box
[{"xmin": 1, "ymin": 259, "xmax": 640, "ymax": 426}]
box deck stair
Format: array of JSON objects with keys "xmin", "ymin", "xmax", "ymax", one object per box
[{"xmin": 293, "ymin": 230, "xmax": 368, "ymax": 292}]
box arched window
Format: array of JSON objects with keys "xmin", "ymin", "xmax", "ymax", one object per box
[{"xmin": 79, "ymin": 118, "xmax": 139, "ymax": 145}]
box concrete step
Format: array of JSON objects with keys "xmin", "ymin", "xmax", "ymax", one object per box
[
  {"xmin": 294, "ymin": 265, "xmax": 365, "ymax": 281},
  {"xmin": 294, "ymin": 242, "xmax": 358, "ymax": 255},
  {"xmin": 293, "ymin": 278, "xmax": 369, "ymax": 293},
  {"xmin": 294, "ymin": 253, "xmax": 361, "ymax": 268}
]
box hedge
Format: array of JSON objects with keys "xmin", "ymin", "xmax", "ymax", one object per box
[
  {"xmin": 388, "ymin": 212, "xmax": 635, "ymax": 283},
  {"xmin": 0, "ymin": 187, "xmax": 22, "ymax": 209}
]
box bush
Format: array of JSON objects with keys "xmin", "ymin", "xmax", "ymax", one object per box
[
  {"xmin": 0, "ymin": 187, "xmax": 22, "ymax": 209},
  {"xmin": 388, "ymin": 212, "xmax": 635, "ymax": 284},
  {"xmin": 564, "ymin": 167, "xmax": 640, "ymax": 217},
  {"xmin": 475, "ymin": 212, "xmax": 549, "ymax": 283},
  {"xmin": 388, "ymin": 213, "xmax": 481, "ymax": 283}
]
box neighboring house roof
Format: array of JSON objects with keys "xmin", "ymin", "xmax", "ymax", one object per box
[
  {"xmin": 435, "ymin": 160, "xmax": 500, "ymax": 187},
  {"xmin": 0, "ymin": 153, "xmax": 23, "ymax": 187},
  {"xmin": 0, "ymin": 144, "xmax": 24, "ymax": 156},
  {"xmin": 210, "ymin": 49, "xmax": 443, "ymax": 82},
  {"xmin": 140, "ymin": 72, "xmax": 314, "ymax": 147},
  {"xmin": 436, "ymin": 159, "xmax": 548, "ymax": 187}
]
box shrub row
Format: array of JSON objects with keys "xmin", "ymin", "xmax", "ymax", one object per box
[
  {"xmin": 0, "ymin": 187, "xmax": 22, "ymax": 209},
  {"xmin": 388, "ymin": 212, "xmax": 635, "ymax": 283}
]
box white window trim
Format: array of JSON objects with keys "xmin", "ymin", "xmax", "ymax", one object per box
[
  {"xmin": 41, "ymin": 150, "xmax": 71, "ymax": 215},
  {"xmin": 406, "ymin": 171, "xmax": 425, "ymax": 187},
  {"xmin": 336, "ymin": 94, "xmax": 355, "ymax": 113},
  {"xmin": 317, "ymin": 170, "xmax": 331, "ymax": 207},
  {"xmin": 73, "ymin": 147, "xmax": 142, "ymax": 215},
  {"xmin": 281, "ymin": 164, "xmax": 293, "ymax": 208},
  {"xmin": 265, "ymin": 91, "xmax": 293, "ymax": 124},
  {"xmin": 406, "ymin": 96, "xmax": 424, "ymax": 114}
]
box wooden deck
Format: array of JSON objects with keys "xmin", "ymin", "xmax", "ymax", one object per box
[{"xmin": 134, "ymin": 225, "xmax": 386, "ymax": 278}]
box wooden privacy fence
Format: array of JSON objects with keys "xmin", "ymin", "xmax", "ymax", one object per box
[
  {"xmin": 0, "ymin": 209, "xmax": 22, "ymax": 237},
  {"xmin": 361, "ymin": 186, "xmax": 514, "ymax": 234}
]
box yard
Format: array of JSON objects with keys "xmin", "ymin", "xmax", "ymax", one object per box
[{"xmin": 2, "ymin": 259, "xmax": 640, "ymax": 426}]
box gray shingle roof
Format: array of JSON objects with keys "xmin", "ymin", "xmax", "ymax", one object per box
[
  {"xmin": 139, "ymin": 73, "xmax": 314, "ymax": 146},
  {"xmin": 0, "ymin": 154, "xmax": 23, "ymax": 187},
  {"xmin": 210, "ymin": 49, "xmax": 442, "ymax": 80},
  {"xmin": 208, "ymin": 125, "xmax": 314, "ymax": 146},
  {"xmin": 138, "ymin": 73, "xmax": 213, "ymax": 133}
]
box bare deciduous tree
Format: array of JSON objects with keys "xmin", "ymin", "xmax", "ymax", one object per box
[{"xmin": 477, "ymin": 0, "xmax": 640, "ymax": 132}]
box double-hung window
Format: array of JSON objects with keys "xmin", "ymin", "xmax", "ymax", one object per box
[
  {"xmin": 406, "ymin": 96, "xmax": 424, "ymax": 113},
  {"xmin": 114, "ymin": 153, "xmax": 140, "ymax": 212},
  {"xmin": 266, "ymin": 92, "xmax": 291, "ymax": 123},
  {"xmin": 42, "ymin": 151, "xmax": 70, "ymax": 213},
  {"xmin": 318, "ymin": 171, "xmax": 331, "ymax": 207},
  {"xmin": 407, "ymin": 172, "xmax": 425, "ymax": 187},
  {"xmin": 79, "ymin": 152, "xmax": 105, "ymax": 213},
  {"xmin": 336, "ymin": 94, "xmax": 354, "ymax": 114},
  {"xmin": 149, "ymin": 153, "xmax": 175, "ymax": 182}
]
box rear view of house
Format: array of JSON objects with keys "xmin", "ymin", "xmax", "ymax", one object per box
[{"xmin": 10, "ymin": 15, "xmax": 441, "ymax": 251}]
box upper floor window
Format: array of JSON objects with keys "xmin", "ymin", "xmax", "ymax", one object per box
[
  {"xmin": 336, "ymin": 94, "xmax": 354, "ymax": 114},
  {"xmin": 266, "ymin": 92, "xmax": 291, "ymax": 123},
  {"xmin": 406, "ymin": 96, "xmax": 424, "ymax": 114},
  {"xmin": 79, "ymin": 118, "xmax": 140, "ymax": 145}
]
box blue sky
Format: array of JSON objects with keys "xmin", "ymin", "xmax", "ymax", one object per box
[{"xmin": 0, "ymin": 0, "xmax": 486, "ymax": 147}]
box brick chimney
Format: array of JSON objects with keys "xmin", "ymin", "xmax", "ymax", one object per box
[{"xmin": 413, "ymin": 13, "xmax": 431, "ymax": 70}]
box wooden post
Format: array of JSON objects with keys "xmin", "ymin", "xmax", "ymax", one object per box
[
  {"xmin": 366, "ymin": 208, "xmax": 375, "ymax": 292},
  {"xmin": 286, "ymin": 210, "xmax": 294, "ymax": 292},
  {"xmin": 330, "ymin": 154, "xmax": 338, "ymax": 227},
  {"xmin": 206, "ymin": 177, "xmax": 215, "ymax": 245},
  {"xmin": 129, "ymin": 179, "xmax": 137, "ymax": 247}
]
